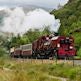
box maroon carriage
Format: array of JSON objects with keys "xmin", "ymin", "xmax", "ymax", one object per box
[
  {"xmin": 10, "ymin": 47, "xmax": 22, "ymax": 58},
  {"xmin": 20, "ymin": 44, "xmax": 32, "ymax": 58},
  {"xmin": 32, "ymin": 35, "xmax": 52, "ymax": 58},
  {"xmin": 10, "ymin": 44, "xmax": 32, "ymax": 58}
]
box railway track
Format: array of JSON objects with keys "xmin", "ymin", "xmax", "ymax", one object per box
[{"xmin": 11, "ymin": 58, "xmax": 81, "ymax": 65}]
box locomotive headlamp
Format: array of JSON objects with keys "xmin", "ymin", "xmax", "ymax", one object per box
[
  {"xmin": 70, "ymin": 39, "xmax": 73, "ymax": 42},
  {"xmin": 46, "ymin": 37, "xmax": 49, "ymax": 40},
  {"xmin": 57, "ymin": 44, "xmax": 60, "ymax": 47},
  {"xmin": 70, "ymin": 46, "xmax": 73, "ymax": 49},
  {"xmin": 66, "ymin": 37, "xmax": 69, "ymax": 39}
]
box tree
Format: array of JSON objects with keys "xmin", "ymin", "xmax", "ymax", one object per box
[
  {"xmin": 0, "ymin": 47, "xmax": 7, "ymax": 57},
  {"xmin": 42, "ymin": 26, "xmax": 51, "ymax": 35},
  {"xmin": 77, "ymin": 47, "xmax": 81, "ymax": 57}
]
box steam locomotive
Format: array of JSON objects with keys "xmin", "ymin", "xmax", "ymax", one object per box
[{"xmin": 10, "ymin": 34, "xmax": 76, "ymax": 59}]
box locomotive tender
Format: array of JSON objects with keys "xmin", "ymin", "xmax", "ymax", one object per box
[{"xmin": 10, "ymin": 35, "xmax": 76, "ymax": 59}]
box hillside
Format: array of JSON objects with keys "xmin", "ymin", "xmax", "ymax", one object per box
[{"xmin": 51, "ymin": 0, "xmax": 81, "ymax": 47}]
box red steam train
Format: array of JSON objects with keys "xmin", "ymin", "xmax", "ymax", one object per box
[{"xmin": 10, "ymin": 34, "xmax": 76, "ymax": 59}]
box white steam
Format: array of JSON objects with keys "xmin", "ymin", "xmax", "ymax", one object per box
[{"xmin": 1, "ymin": 7, "xmax": 60, "ymax": 35}]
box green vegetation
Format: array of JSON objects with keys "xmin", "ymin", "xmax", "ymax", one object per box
[
  {"xmin": 77, "ymin": 47, "xmax": 81, "ymax": 57},
  {"xmin": 0, "ymin": 36, "xmax": 9, "ymax": 57},
  {"xmin": 0, "ymin": 47, "xmax": 7, "ymax": 57},
  {"xmin": 0, "ymin": 59, "xmax": 80, "ymax": 81}
]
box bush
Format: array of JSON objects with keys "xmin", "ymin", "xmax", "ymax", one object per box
[
  {"xmin": 77, "ymin": 47, "xmax": 81, "ymax": 57},
  {"xmin": 0, "ymin": 47, "xmax": 7, "ymax": 57}
]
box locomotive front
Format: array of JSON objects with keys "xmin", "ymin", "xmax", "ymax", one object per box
[{"xmin": 56, "ymin": 36, "xmax": 76, "ymax": 58}]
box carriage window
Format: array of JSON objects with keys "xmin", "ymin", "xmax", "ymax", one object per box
[
  {"xmin": 60, "ymin": 39, "xmax": 65, "ymax": 44},
  {"xmin": 60, "ymin": 39, "xmax": 71, "ymax": 44},
  {"xmin": 70, "ymin": 39, "xmax": 73, "ymax": 42},
  {"xmin": 21, "ymin": 44, "xmax": 32, "ymax": 50},
  {"xmin": 65, "ymin": 39, "xmax": 70, "ymax": 44},
  {"xmin": 44, "ymin": 41, "xmax": 50, "ymax": 45},
  {"xmin": 15, "ymin": 48, "xmax": 21, "ymax": 50}
]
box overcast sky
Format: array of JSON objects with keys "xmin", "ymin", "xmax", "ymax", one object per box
[{"xmin": 0, "ymin": 0, "xmax": 69, "ymax": 9}]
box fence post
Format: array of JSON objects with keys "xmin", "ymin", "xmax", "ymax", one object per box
[
  {"xmin": 42, "ymin": 58, "xmax": 43, "ymax": 64},
  {"xmin": 27, "ymin": 57, "xmax": 28, "ymax": 63},
  {"xmin": 73, "ymin": 56, "xmax": 74, "ymax": 66},
  {"xmin": 55, "ymin": 55, "xmax": 57, "ymax": 65},
  {"xmin": 36, "ymin": 57, "xmax": 37, "ymax": 64},
  {"xmin": 31, "ymin": 57, "xmax": 32, "ymax": 63},
  {"xmin": 64, "ymin": 56, "xmax": 67, "ymax": 63}
]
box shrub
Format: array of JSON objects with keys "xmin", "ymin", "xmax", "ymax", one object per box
[
  {"xmin": 0, "ymin": 47, "xmax": 7, "ymax": 57},
  {"xmin": 77, "ymin": 47, "xmax": 81, "ymax": 57}
]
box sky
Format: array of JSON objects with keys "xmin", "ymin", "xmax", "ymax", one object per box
[{"xmin": 0, "ymin": 0, "xmax": 69, "ymax": 9}]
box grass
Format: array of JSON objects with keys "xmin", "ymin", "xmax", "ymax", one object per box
[{"xmin": 0, "ymin": 58, "xmax": 80, "ymax": 81}]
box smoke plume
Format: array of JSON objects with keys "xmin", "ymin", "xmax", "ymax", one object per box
[{"xmin": 0, "ymin": 7, "xmax": 61, "ymax": 35}]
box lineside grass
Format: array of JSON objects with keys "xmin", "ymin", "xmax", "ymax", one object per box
[{"xmin": 0, "ymin": 58, "xmax": 80, "ymax": 81}]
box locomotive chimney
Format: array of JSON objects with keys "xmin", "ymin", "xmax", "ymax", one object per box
[{"xmin": 54, "ymin": 32, "xmax": 59, "ymax": 36}]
